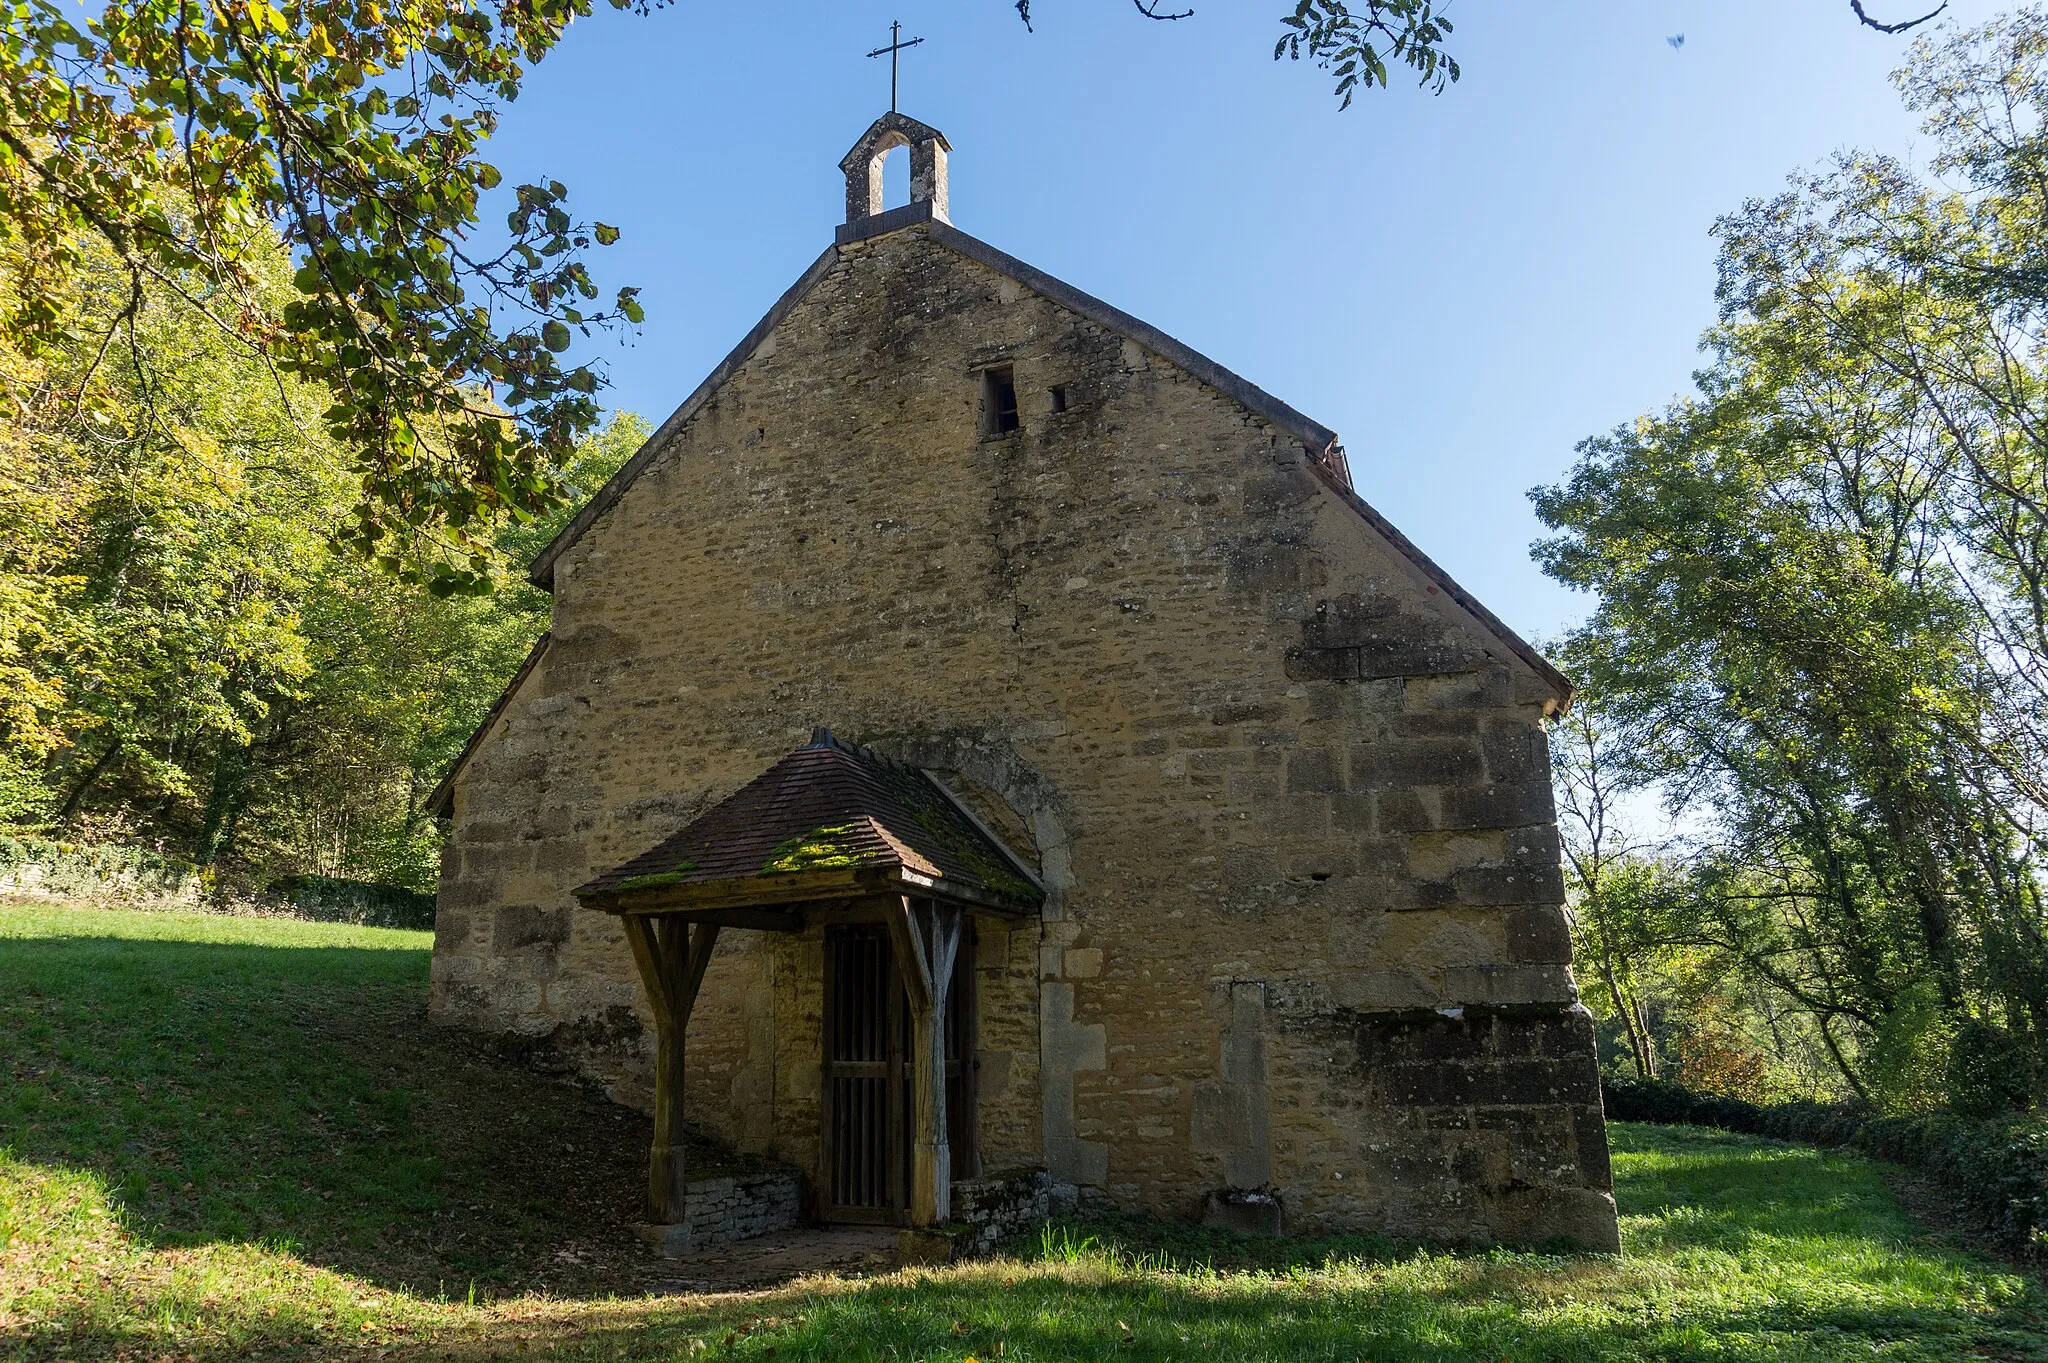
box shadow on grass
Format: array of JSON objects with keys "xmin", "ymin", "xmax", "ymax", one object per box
[
  {"xmin": 1, "ymin": 932, "xmax": 673, "ymax": 1297},
  {"xmin": 349, "ymin": 1241, "xmax": 2043, "ymax": 1363},
  {"xmin": 592, "ymin": 1273, "xmax": 2038, "ymax": 1363},
  {"xmin": 7, "ymin": 919, "xmax": 2045, "ymax": 1363}
]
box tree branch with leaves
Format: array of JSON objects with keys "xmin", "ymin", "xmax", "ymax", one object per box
[{"xmin": 0, "ymin": 0, "xmax": 651, "ymax": 594}]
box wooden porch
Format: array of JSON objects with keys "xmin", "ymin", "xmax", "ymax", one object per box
[{"xmin": 572, "ymin": 731, "xmax": 1041, "ymax": 1234}]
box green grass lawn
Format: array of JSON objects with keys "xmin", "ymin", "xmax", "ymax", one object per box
[
  {"xmin": 0, "ymin": 899, "xmax": 696, "ymax": 1298},
  {"xmin": 3, "ymin": 901, "xmax": 2045, "ymax": 1362}
]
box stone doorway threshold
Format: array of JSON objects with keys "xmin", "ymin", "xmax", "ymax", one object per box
[{"xmin": 638, "ymin": 1226, "xmax": 902, "ymax": 1294}]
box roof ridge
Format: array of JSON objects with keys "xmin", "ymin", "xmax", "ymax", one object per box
[
  {"xmin": 526, "ymin": 243, "xmax": 840, "ymax": 590},
  {"xmin": 923, "ymin": 219, "xmax": 1343, "ymax": 463},
  {"xmin": 424, "ymin": 633, "xmax": 549, "ymax": 819},
  {"xmin": 853, "ymin": 812, "xmax": 942, "ymax": 878},
  {"xmin": 806, "ymin": 726, "xmax": 932, "ymax": 782},
  {"xmin": 1302, "ymin": 460, "xmax": 1574, "ymax": 706}
]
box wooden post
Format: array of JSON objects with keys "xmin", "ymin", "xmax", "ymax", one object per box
[
  {"xmin": 888, "ymin": 896, "xmax": 960, "ymax": 1226},
  {"xmin": 649, "ymin": 918, "xmax": 690, "ymax": 1222},
  {"xmin": 621, "ymin": 916, "xmax": 719, "ymax": 1225}
]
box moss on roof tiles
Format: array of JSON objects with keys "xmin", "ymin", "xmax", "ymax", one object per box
[
  {"xmin": 906, "ymin": 795, "xmax": 1038, "ymax": 901},
  {"xmin": 577, "ymin": 733, "xmax": 1043, "ymax": 907},
  {"xmin": 613, "ymin": 864, "xmax": 698, "ymax": 893},
  {"xmin": 758, "ymin": 823, "xmax": 870, "ymax": 876}
]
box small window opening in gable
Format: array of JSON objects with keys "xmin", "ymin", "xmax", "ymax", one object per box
[
  {"xmin": 981, "ymin": 365, "xmax": 1020, "ymax": 436},
  {"xmin": 1049, "ymin": 384, "xmax": 1069, "ymax": 414}
]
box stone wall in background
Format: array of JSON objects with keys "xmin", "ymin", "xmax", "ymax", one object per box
[
  {"xmin": 0, "ymin": 837, "xmax": 434, "ymax": 931},
  {"xmin": 0, "ymin": 835, "xmax": 200, "ymax": 905}
]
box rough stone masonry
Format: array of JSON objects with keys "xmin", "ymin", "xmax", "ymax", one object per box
[{"xmin": 426, "ymin": 111, "xmax": 1620, "ymax": 1253}]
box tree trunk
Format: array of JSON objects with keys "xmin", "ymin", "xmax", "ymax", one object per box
[{"xmin": 54, "ymin": 739, "xmax": 122, "ymax": 826}]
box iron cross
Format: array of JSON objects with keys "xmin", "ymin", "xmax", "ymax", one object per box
[{"xmin": 866, "ymin": 21, "xmax": 924, "ymax": 113}]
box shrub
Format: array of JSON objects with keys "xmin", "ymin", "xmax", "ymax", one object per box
[
  {"xmin": 0, "ymin": 834, "xmax": 199, "ymax": 900},
  {"xmin": 265, "ymin": 874, "xmax": 437, "ymax": 930},
  {"xmin": 1947, "ymin": 1020, "xmax": 2038, "ymax": 1119},
  {"xmin": 0, "ymin": 835, "xmax": 435, "ymax": 930}
]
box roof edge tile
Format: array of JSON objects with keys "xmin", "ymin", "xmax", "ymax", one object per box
[
  {"xmin": 526, "ymin": 243, "xmax": 841, "ymax": 590},
  {"xmin": 425, "ymin": 633, "xmax": 549, "ymax": 820}
]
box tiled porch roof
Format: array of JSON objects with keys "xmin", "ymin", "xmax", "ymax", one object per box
[{"xmin": 574, "ymin": 730, "xmax": 1041, "ymax": 911}]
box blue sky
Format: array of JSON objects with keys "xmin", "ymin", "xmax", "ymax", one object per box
[{"xmin": 485, "ymin": 0, "xmax": 2006, "ymax": 642}]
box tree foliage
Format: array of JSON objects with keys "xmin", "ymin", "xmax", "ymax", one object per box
[
  {"xmin": 0, "ymin": 224, "xmax": 637, "ymax": 889},
  {"xmin": 1550, "ymin": 700, "xmax": 1667, "ymax": 1082},
  {"xmin": 1258, "ymin": 1, "xmax": 1956, "ymax": 109},
  {"xmin": 0, "ymin": 0, "xmax": 646, "ymax": 592},
  {"xmin": 1274, "ymin": 1, "xmax": 1458, "ymax": 105},
  {"xmin": 1537, "ymin": 9, "xmax": 2048, "ymax": 1111}
]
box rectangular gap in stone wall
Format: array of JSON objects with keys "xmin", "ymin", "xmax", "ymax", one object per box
[{"xmin": 981, "ymin": 365, "xmax": 1020, "ymax": 436}]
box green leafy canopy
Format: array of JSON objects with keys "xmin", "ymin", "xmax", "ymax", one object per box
[
  {"xmin": 1533, "ymin": 8, "xmax": 2048, "ymax": 1109},
  {"xmin": 1275, "ymin": 1, "xmax": 1459, "ymax": 107},
  {"xmin": 0, "ymin": 0, "xmax": 652, "ymax": 592}
]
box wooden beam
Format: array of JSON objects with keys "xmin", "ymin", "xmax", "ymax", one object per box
[
  {"xmin": 885, "ymin": 894, "xmax": 933, "ymax": 1012},
  {"xmin": 891, "ymin": 869, "xmax": 1041, "ymax": 917},
  {"xmin": 595, "ymin": 867, "xmax": 891, "ymax": 914},
  {"xmin": 954, "ymin": 918, "xmax": 981, "ymax": 1180},
  {"xmin": 620, "ymin": 915, "xmax": 673, "ymax": 1022},
  {"xmin": 902, "ymin": 898, "xmax": 961, "ymax": 1227},
  {"xmin": 928, "ymin": 902, "xmax": 961, "ymax": 999},
  {"xmin": 585, "ymin": 863, "xmax": 1040, "ymax": 919},
  {"xmin": 677, "ymin": 923, "xmax": 721, "ymax": 1023},
  {"xmin": 647, "ymin": 918, "xmax": 689, "ymax": 1223},
  {"xmin": 618, "ymin": 917, "xmax": 722, "ymax": 1225}
]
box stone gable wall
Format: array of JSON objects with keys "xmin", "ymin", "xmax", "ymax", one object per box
[{"xmin": 430, "ymin": 223, "xmax": 1617, "ymax": 1250}]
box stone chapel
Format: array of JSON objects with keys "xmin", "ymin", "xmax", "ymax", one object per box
[{"xmin": 427, "ymin": 112, "xmax": 1621, "ymax": 1255}]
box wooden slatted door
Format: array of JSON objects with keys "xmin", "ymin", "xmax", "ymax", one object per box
[
  {"xmin": 822, "ymin": 926, "xmax": 906, "ymax": 1222},
  {"xmin": 822, "ymin": 922, "xmax": 976, "ymax": 1223}
]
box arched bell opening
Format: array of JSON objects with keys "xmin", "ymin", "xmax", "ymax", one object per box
[
  {"xmin": 863, "ymin": 130, "xmax": 913, "ymax": 218},
  {"xmin": 840, "ymin": 112, "xmax": 951, "ymax": 227}
]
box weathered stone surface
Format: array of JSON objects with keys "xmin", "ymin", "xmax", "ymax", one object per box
[
  {"xmin": 496, "ymin": 905, "xmax": 570, "ymax": 950},
  {"xmin": 1299, "ymin": 594, "xmax": 1482, "ymax": 679},
  {"xmin": 429, "ymin": 205, "xmax": 1610, "ymax": 1251},
  {"xmin": 1203, "ymin": 1187, "xmax": 1284, "ymax": 1235},
  {"xmin": 1285, "ymin": 748, "xmax": 1343, "ymax": 794},
  {"xmin": 1284, "ymin": 646, "xmax": 1361, "ymax": 682},
  {"xmin": 1506, "ymin": 905, "xmax": 1576, "ymax": 964},
  {"xmin": 635, "ymin": 1165, "xmax": 803, "ymax": 1256},
  {"xmin": 950, "ymin": 1166, "xmax": 1054, "ymax": 1256},
  {"xmin": 1349, "ymin": 737, "xmax": 1482, "ymax": 791}
]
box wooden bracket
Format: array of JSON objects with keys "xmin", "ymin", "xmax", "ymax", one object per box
[
  {"xmin": 677, "ymin": 922, "xmax": 721, "ymax": 1023},
  {"xmin": 621, "ymin": 915, "xmax": 673, "ymax": 1024},
  {"xmin": 928, "ymin": 903, "xmax": 961, "ymax": 1001},
  {"xmin": 887, "ymin": 894, "xmax": 934, "ymax": 1012}
]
